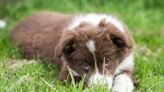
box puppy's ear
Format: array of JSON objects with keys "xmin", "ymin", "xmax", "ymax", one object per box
[
  {"xmin": 98, "ymin": 19, "xmax": 135, "ymax": 49},
  {"xmin": 99, "ymin": 19, "xmax": 108, "ymax": 28},
  {"xmin": 55, "ymin": 31, "xmax": 74, "ymax": 57},
  {"xmin": 110, "ymin": 27, "xmax": 134, "ymax": 49}
]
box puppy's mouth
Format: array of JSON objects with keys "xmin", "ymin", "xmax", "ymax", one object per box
[
  {"xmin": 69, "ymin": 64, "xmax": 113, "ymax": 87},
  {"xmin": 67, "ymin": 52, "xmax": 113, "ymax": 87}
]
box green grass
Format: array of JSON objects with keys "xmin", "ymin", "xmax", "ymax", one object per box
[{"xmin": 0, "ymin": 0, "xmax": 164, "ymax": 92}]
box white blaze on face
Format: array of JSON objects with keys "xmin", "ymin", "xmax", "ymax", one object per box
[
  {"xmin": 86, "ymin": 40, "xmax": 98, "ymax": 71},
  {"xmin": 86, "ymin": 40, "xmax": 113, "ymax": 90},
  {"xmin": 86, "ymin": 40, "xmax": 96, "ymax": 53}
]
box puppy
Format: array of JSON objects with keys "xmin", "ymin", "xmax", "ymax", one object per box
[{"xmin": 11, "ymin": 11, "xmax": 135, "ymax": 92}]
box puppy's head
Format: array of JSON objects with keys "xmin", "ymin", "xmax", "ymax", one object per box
[{"xmin": 55, "ymin": 18, "xmax": 135, "ymax": 85}]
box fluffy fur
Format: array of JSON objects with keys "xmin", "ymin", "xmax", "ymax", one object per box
[
  {"xmin": 68, "ymin": 13, "xmax": 124, "ymax": 32},
  {"xmin": 11, "ymin": 11, "xmax": 135, "ymax": 92},
  {"xmin": 113, "ymin": 74, "xmax": 134, "ymax": 92}
]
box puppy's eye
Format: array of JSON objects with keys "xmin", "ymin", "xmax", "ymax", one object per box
[
  {"xmin": 112, "ymin": 37, "xmax": 125, "ymax": 47},
  {"xmin": 82, "ymin": 62, "xmax": 90, "ymax": 70},
  {"xmin": 76, "ymin": 61, "xmax": 90, "ymax": 70}
]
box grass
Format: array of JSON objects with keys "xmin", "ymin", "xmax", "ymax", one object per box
[{"xmin": 0, "ymin": 0, "xmax": 164, "ymax": 92}]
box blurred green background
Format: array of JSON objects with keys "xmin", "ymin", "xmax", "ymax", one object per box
[{"xmin": 0, "ymin": 0, "xmax": 163, "ymax": 92}]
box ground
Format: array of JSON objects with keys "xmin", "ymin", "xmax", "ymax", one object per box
[{"xmin": 0, "ymin": 0, "xmax": 164, "ymax": 92}]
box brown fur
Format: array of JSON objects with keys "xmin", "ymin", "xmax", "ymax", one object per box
[
  {"xmin": 55, "ymin": 20, "xmax": 134, "ymax": 81},
  {"xmin": 11, "ymin": 11, "xmax": 73, "ymax": 66},
  {"xmin": 11, "ymin": 11, "xmax": 135, "ymax": 83}
]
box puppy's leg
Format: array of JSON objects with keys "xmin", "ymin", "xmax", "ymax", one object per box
[
  {"xmin": 112, "ymin": 53, "xmax": 134, "ymax": 92},
  {"xmin": 112, "ymin": 72, "xmax": 134, "ymax": 92}
]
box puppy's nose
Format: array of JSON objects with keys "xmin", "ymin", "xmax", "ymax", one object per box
[{"xmin": 74, "ymin": 76, "xmax": 81, "ymax": 83}]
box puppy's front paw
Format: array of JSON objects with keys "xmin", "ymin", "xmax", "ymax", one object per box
[{"xmin": 112, "ymin": 74, "xmax": 134, "ymax": 92}]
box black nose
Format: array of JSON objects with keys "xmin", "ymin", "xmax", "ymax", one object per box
[
  {"xmin": 74, "ymin": 76, "xmax": 88, "ymax": 85},
  {"xmin": 74, "ymin": 76, "xmax": 82, "ymax": 83}
]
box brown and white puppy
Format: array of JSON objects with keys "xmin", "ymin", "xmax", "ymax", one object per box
[{"xmin": 11, "ymin": 11, "xmax": 135, "ymax": 92}]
